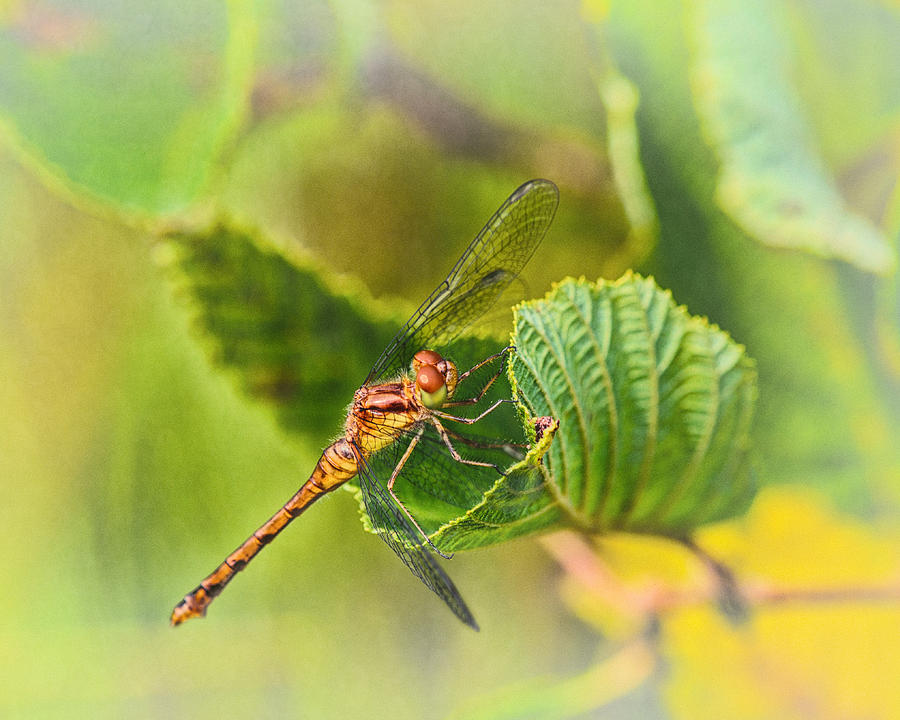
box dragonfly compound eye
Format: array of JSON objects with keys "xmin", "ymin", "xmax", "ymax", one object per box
[
  {"xmin": 417, "ymin": 364, "xmax": 447, "ymax": 408},
  {"xmin": 417, "ymin": 364, "xmax": 444, "ymax": 393},
  {"xmin": 414, "ymin": 349, "xmax": 443, "ymax": 366}
]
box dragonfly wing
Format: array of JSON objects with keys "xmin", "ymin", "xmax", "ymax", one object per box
[
  {"xmin": 356, "ymin": 450, "xmax": 479, "ymax": 629},
  {"xmin": 366, "ymin": 179, "xmax": 559, "ymax": 385}
]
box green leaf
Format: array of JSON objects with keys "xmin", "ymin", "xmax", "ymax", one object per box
[
  {"xmin": 431, "ymin": 274, "xmax": 757, "ymax": 551},
  {"xmin": 157, "ymin": 221, "xmax": 399, "ymax": 443},
  {"xmin": 0, "ymin": 0, "xmax": 254, "ymax": 214},
  {"xmin": 510, "ymin": 275, "xmax": 757, "ymax": 535},
  {"xmin": 689, "ymin": 0, "xmax": 896, "ymax": 274}
]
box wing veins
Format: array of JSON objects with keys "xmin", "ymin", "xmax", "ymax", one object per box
[
  {"xmin": 365, "ymin": 179, "xmax": 558, "ymax": 384},
  {"xmin": 356, "ymin": 451, "xmax": 479, "ymax": 629}
]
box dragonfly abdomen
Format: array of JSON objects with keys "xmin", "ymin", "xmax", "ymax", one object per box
[
  {"xmin": 304, "ymin": 438, "xmax": 359, "ymax": 500},
  {"xmin": 170, "ymin": 439, "xmax": 358, "ymax": 625}
]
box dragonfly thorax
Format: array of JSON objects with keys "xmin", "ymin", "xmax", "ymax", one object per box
[{"xmin": 412, "ymin": 349, "xmax": 458, "ymax": 409}]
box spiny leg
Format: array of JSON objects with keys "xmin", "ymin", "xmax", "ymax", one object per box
[
  {"xmin": 443, "ymin": 347, "xmax": 526, "ymax": 458},
  {"xmin": 385, "ymin": 425, "xmax": 453, "ymax": 560},
  {"xmin": 430, "ymin": 415, "xmax": 507, "ymax": 477},
  {"xmin": 444, "ymin": 347, "xmax": 514, "ymax": 408},
  {"xmin": 442, "ymin": 424, "xmax": 526, "ymax": 459},
  {"xmin": 433, "ymin": 391, "xmax": 520, "ymax": 468},
  {"xmin": 434, "ymin": 397, "xmax": 515, "ymax": 425},
  {"xmin": 454, "ymin": 346, "xmax": 513, "ymax": 385}
]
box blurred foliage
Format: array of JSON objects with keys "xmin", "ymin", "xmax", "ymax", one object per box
[
  {"xmin": 542, "ymin": 488, "xmax": 900, "ymax": 719},
  {"xmin": 0, "ymin": 0, "xmax": 253, "ymax": 214},
  {"xmin": 1, "ymin": 0, "xmax": 899, "ymax": 718},
  {"xmin": 670, "ymin": 488, "xmax": 900, "ymax": 720},
  {"xmin": 159, "ymin": 221, "xmax": 400, "ymax": 443},
  {"xmin": 690, "ymin": 0, "xmax": 894, "ymax": 273}
]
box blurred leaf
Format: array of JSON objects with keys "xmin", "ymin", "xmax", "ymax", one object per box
[
  {"xmin": 387, "ymin": 0, "xmax": 603, "ymax": 136},
  {"xmin": 0, "ymin": 0, "xmax": 254, "ymax": 214},
  {"xmin": 787, "ymin": 0, "xmax": 900, "ymax": 174},
  {"xmin": 595, "ymin": 72, "xmax": 659, "ymax": 267},
  {"xmin": 608, "ymin": 0, "xmax": 900, "ymax": 513},
  {"xmin": 581, "ymin": 4, "xmax": 659, "ymax": 269},
  {"xmin": 158, "ymin": 221, "xmax": 399, "ymax": 443},
  {"xmin": 689, "ymin": 0, "xmax": 896, "ymax": 274},
  {"xmin": 664, "ymin": 488, "xmax": 900, "ymax": 720}
]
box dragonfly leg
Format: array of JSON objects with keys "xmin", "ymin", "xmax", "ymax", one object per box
[
  {"xmin": 442, "ymin": 424, "xmax": 526, "ymax": 459},
  {"xmin": 386, "ymin": 425, "xmax": 454, "ymax": 560},
  {"xmin": 443, "ymin": 346, "xmax": 514, "ymax": 407},
  {"xmin": 433, "ymin": 397, "xmax": 515, "ymax": 425},
  {"xmin": 430, "ymin": 416, "xmax": 507, "ymax": 477}
]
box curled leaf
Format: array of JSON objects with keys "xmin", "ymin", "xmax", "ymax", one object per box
[
  {"xmin": 510, "ymin": 274, "xmax": 757, "ymax": 537},
  {"xmin": 689, "ymin": 0, "xmax": 896, "ymax": 274}
]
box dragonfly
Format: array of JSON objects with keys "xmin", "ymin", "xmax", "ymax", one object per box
[{"xmin": 170, "ymin": 178, "xmax": 559, "ymax": 630}]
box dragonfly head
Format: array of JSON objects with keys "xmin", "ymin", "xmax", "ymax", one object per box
[{"xmin": 412, "ymin": 349, "xmax": 458, "ymax": 409}]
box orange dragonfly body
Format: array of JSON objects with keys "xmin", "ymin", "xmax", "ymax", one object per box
[{"xmin": 171, "ymin": 179, "xmax": 559, "ymax": 629}]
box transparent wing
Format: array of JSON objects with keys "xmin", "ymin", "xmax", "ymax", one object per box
[
  {"xmin": 356, "ymin": 449, "xmax": 479, "ymax": 629},
  {"xmin": 375, "ymin": 423, "xmax": 516, "ymax": 510},
  {"xmin": 365, "ymin": 179, "xmax": 559, "ymax": 385}
]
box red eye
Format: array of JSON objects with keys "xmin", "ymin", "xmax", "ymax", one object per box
[
  {"xmin": 414, "ymin": 349, "xmax": 443, "ymax": 365},
  {"xmin": 417, "ymin": 364, "xmax": 444, "ymax": 393}
]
